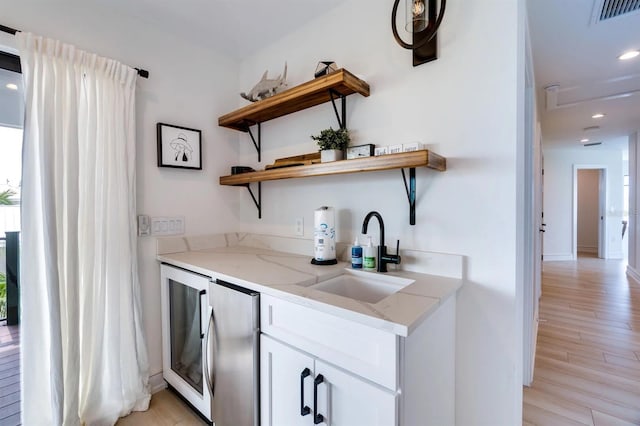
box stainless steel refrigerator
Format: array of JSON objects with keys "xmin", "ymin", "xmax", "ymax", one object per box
[{"xmin": 206, "ymin": 279, "xmax": 260, "ymax": 426}]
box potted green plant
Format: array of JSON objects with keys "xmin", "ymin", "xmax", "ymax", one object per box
[
  {"xmin": 0, "ymin": 189, "xmax": 15, "ymax": 205},
  {"xmin": 311, "ymin": 127, "xmax": 351, "ymax": 162}
]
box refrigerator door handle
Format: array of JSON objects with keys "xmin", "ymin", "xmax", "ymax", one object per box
[
  {"xmin": 199, "ymin": 290, "xmax": 206, "ymax": 339},
  {"xmin": 204, "ymin": 311, "xmax": 215, "ymax": 398}
]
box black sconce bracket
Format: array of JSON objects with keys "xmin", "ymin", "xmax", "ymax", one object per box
[{"xmin": 391, "ymin": 0, "xmax": 447, "ymax": 66}]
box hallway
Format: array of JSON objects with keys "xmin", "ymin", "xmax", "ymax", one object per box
[{"xmin": 523, "ymin": 256, "xmax": 640, "ymax": 425}]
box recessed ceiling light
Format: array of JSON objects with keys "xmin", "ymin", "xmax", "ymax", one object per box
[
  {"xmin": 592, "ymin": 113, "xmax": 605, "ymax": 119},
  {"xmin": 5, "ymin": 83, "xmax": 17, "ymax": 90},
  {"xmin": 580, "ymin": 138, "xmax": 590, "ymax": 143},
  {"xmin": 619, "ymin": 50, "xmax": 640, "ymax": 60}
]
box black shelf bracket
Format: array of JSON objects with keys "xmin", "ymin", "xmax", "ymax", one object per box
[
  {"xmin": 328, "ymin": 89, "xmax": 347, "ymax": 129},
  {"xmin": 401, "ymin": 168, "xmax": 417, "ymax": 225},
  {"xmin": 244, "ymin": 182, "xmax": 262, "ymax": 219},
  {"xmin": 246, "ymin": 122, "xmax": 261, "ymax": 162}
]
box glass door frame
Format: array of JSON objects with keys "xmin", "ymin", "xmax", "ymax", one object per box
[{"xmin": 160, "ymin": 263, "xmax": 212, "ymax": 421}]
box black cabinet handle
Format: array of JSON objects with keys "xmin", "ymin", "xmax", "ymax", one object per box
[
  {"xmin": 199, "ymin": 290, "xmax": 206, "ymax": 339},
  {"xmin": 314, "ymin": 374, "xmax": 325, "ymax": 425},
  {"xmin": 300, "ymin": 368, "xmax": 311, "ymax": 416}
]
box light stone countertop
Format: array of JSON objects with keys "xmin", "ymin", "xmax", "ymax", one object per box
[{"xmin": 157, "ymin": 235, "xmax": 462, "ymax": 337}]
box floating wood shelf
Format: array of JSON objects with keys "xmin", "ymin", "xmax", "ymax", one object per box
[
  {"xmin": 220, "ymin": 150, "xmax": 445, "ymax": 225},
  {"xmin": 218, "ymin": 69, "xmax": 370, "ymax": 132},
  {"xmin": 220, "ymin": 150, "xmax": 445, "ymax": 185},
  {"xmin": 217, "ymin": 71, "xmax": 443, "ymax": 225}
]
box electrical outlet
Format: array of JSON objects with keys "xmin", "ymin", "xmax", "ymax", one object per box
[
  {"xmin": 137, "ymin": 214, "xmax": 150, "ymax": 237},
  {"xmin": 295, "ymin": 217, "xmax": 304, "ymax": 236}
]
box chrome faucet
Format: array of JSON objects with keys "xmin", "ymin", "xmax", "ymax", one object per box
[{"xmin": 361, "ymin": 211, "xmax": 401, "ymax": 273}]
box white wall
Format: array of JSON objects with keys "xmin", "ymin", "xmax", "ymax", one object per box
[
  {"xmin": 0, "ymin": 1, "xmax": 241, "ymax": 382},
  {"xmin": 543, "ymin": 146, "xmax": 624, "ymax": 260},
  {"xmin": 2, "ymin": 1, "xmax": 528, "ymax": 423},
  {"xmin": 577, "ymin": 169, "xmax": 600, "ymax": 253},
  {"xmin": 628, "ymin": 131, "xmax": 640, "ymax": 281},
  {"xmin": 233, "ymin": 1, "xmax": 525, "ymax": 424}
]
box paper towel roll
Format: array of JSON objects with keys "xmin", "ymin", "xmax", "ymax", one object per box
[{"xmin": 313, "ymin": 206, "xmax": 336, "ymax": 261}]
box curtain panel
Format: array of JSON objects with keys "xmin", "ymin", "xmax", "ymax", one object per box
[{"xmin": 17, "ymin": 32, "xmax": 150, "ymax": 425}]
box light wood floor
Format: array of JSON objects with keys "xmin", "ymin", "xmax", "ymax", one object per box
[
  {"xmin": 523, "ymin": 255, "xmax": 640, "ymax": 426},
  {"xmin": 116, "ymin": 389, "xmax": 207, "ymax": 425}
]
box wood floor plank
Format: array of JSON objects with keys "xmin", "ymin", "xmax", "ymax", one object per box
[
  {"xmin": 604, "ymin": 352, "xmax": 640, "ymax": 371},
  {"xmin": 532, "ymin": 377, "xmax": 640, "ymax": 424},
  {"xmin": 524, "ymin": 256, "xmax": 640, "ymax": 425},
  {"xmin": 116, "ymin": 390, "xmax": 206, "ymax": 425},
  {"xmin": 523, "ymin": 402, "xmax": 591, "ymax": 426},
  {"xmin": 567, "ymin": 353, "xmax": 640, "ymax": 380},
  {"xmin": 592, "ymin": 409, "xmax": 639, "ymax": 426},
  {"xmin": 522, "ymin": 387, "xmax": 594, "ymax": 425}
]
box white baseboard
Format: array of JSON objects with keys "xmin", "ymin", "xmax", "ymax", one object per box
[
  {"xmin": 543, "ymin": 253, "xmax": 575, "ymax": 261},
  {"xmin": 626, "ymin": 266, "xmax": 640, "ymax": 285},
  {"xmin": 577, "ymin": 245, "xmax": 597, "ymax": 254},
  {"xmin": 149, "ymin": 372, "xmax": 166, "ymax": 394}
]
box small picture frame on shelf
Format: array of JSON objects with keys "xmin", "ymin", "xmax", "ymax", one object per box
[{"xmin": 157, "ymin": 123, "xmax": 202, "ymax": 170}]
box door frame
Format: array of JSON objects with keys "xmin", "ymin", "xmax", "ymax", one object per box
[
  {"xmin": 522, "ymin": 17, "xmax": 541, "ymax": 386},
  {"xmin": 573, "ymin": 166, "xmax": 607, "ymax": 259}
]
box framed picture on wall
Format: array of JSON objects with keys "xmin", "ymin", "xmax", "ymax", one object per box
[{"xmin": 157, "ymin": 123, "xmax": 202, "ymax": 170}]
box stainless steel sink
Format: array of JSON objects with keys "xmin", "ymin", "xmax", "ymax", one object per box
[{"xmin": 310, "ymin": 269, "xmax": 414, "ymax": 303}]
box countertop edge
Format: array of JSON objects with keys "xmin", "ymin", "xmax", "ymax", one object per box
[{"xmin": 157, "ymin": 250, "xmax": 462, "ymax": 337}]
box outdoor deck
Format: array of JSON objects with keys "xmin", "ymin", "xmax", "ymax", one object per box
[{"xmin": 0, "ymin": 324, "xmax": 19, "ymax": 426}]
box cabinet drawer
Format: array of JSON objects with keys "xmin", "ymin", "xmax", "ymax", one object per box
[{"xmin": 261, "ymin": 294, "xmax": 398, "ymax": 390}]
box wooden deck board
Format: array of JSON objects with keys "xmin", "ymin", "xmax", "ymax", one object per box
[{"xmin": 0, "ymin": 325, "xmax": 19, "ymax": 426}]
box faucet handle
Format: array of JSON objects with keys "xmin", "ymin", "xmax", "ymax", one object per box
[{"xmin": 390, "ymin": 240, "xmax": 401, "ymax": 265}]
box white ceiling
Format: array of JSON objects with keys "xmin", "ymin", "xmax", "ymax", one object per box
[
  {"xmin": 527, "ymin": 0, "xmax": 640, "ymax": 152},
  {"xmin": 99, "ymin": 0, "xmax": 640, "ymax": 154},
  {"xmin": 6, "ymin": 0, "xmax": 639, "ymax": 154},
  {"xmin": 92, "ymin": 0, "xmax": 344, "ymax": 59}
]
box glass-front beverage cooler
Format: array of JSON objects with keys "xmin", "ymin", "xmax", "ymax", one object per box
[{"xmin": 160, "ymin": 264, "xmax": 212, "ymax": 422}]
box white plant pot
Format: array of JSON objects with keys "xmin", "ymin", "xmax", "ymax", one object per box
[{"xmin": 321, "ymin": 149, "xmax": 344, "ymax": 163}]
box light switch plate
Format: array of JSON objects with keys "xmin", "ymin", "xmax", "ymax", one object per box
[{"xmin": 151, "ymin": 216, "xmax": 185, "ymax": 236}]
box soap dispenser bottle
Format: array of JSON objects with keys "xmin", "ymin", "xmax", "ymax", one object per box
[
  {"xmin": 351, "ymin": 237, "xmax": 363, "ymax": 269},
  {"xmin": 364, "ymin": 236, "xmax": 376, "ymax": 270}
]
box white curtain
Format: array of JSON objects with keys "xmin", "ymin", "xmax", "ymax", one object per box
[{"xmin": 17, "ymin": 32, "xmax": 150, "ymax": 425}]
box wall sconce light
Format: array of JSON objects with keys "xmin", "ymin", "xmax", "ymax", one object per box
[{"xmin": 391, "ymin": 0, "xmax": 447, "ymax": 66}]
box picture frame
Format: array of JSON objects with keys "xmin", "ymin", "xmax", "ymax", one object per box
[{"xmin": 157, "ymin": 123, "xmax": 202, "ymax": 170}]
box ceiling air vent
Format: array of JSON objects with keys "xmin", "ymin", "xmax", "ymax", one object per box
[
  {"xmin": 584, "ymin": 142, "xmax": 603, "ymax": 146},
  {"xmin": 592, "ymin": 0, "xmax": 640, "ymax": 22}
]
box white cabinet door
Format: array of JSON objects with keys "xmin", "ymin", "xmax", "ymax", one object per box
[
  {"xmin": 261, "ymin": 335, "xmax": 315, "ymax": 426},
  {"xmin": 314, "ymin": 360, "xmax": 397, "ymax": 426}
]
